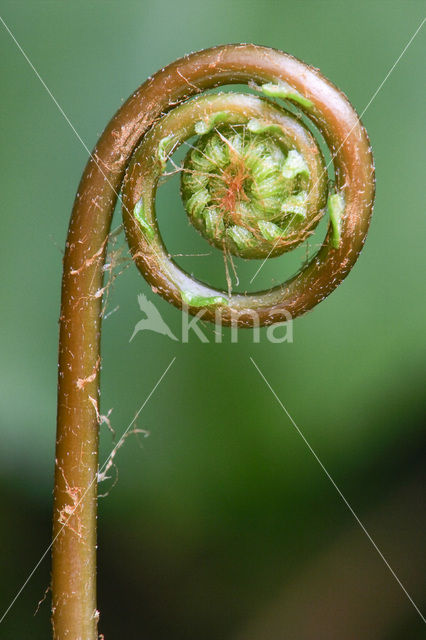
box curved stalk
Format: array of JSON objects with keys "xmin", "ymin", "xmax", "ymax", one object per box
[{"xmin": 52, "ymin": 44, "xmax": 374, "ymax": 638}]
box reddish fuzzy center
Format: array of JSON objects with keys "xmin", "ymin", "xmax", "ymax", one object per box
[{"xmin": 215, "ymin": 157, "xmax": 250, "ymax": 223}]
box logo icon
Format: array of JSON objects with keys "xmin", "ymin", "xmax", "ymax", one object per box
[{"xmin": 129, "ymin": 294, "xmax": 178, "ymax": 342}]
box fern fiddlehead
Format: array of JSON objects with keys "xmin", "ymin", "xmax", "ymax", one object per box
[{"xmin": 52, "ymin": 44, "xmax": 375, "ymax": 638}]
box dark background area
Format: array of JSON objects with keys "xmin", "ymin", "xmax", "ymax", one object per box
[{"xmin": 0, "ymin": 1, "xmax": 425, "ymax": 638}]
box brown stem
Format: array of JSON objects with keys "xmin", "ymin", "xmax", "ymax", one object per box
[{"xmin": 52, "ymin": 44, "xmax": 374, "ymax": 638}]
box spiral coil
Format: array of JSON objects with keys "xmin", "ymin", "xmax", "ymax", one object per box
[{"xmin": 116, "ymin": 44, "xmax": 375, "ymax": 326}]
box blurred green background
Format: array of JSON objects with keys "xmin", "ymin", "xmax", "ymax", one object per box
[{"xmin": 1, "ymin": 1, "xmax": 425, "ymax": 638}]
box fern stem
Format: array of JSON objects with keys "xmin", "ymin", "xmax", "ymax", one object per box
[{"xmin": 52, "ymin": 44, "xmax": 374, "ymax": 638}]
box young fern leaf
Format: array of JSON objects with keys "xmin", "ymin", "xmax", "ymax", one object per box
[{"xmin": 52, "ymin": 44, "xmax": 375, "ymax": 639}]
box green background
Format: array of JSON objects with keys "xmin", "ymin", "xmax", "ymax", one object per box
[{"xmin": 0, "ymin": 1, "xmax": 425, "ymax": 638}]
